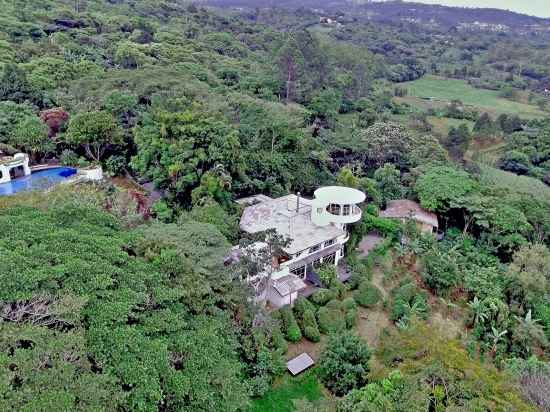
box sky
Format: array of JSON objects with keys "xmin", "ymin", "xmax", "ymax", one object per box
[{"xmin": 407, "ymin": 0, "xmax": 550, "ymax": 18}]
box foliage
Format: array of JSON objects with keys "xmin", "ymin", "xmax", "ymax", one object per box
[
  {"xmin": 278, "ymin": 307, "xmax": 302, "ymax": 343},
  {"xmin": 353, "ymin": 281, "xmax": 382, "ymax": 308},
  {"xmin": 310, "ymin": 289, "xmax": 337, "ymax": 306},
  {"xmin": 415, "ymin": 165, "xmax": 478, "ymax": 212},
  {"xmin": 66, "ymin": 111, "xmax": 123, "ymax": 162},
  {"xmin": 13, "ymin": 115, "xmax": 53, "ymax": 159},
  {"xmin": 0, "ymin": 195, "xmax": 253, "ymax": 412},
  {"xmin": 318, "ymin": 332, "xmax": 371, "ymax": 396},
  {"xmin": 377, "ymin": 321, "xmax": 537, "ymax": 411}
]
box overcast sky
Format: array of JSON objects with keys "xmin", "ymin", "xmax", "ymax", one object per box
[{"xmin": 408, "ymin": 0, "xmax": 550, "ymax": 18}]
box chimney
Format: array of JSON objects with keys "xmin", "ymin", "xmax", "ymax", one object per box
[{"xmin": 296, "ymin": 192, "xmax": 301, "ymax": 212}]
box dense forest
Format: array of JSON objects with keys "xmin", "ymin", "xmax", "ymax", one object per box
[{"xmin": 0, "ymin": 0, "xmax": 549, "ymax": 411}]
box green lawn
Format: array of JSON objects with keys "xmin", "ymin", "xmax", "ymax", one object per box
[
  {"xmin": 401, "ymin": 75, "xmax": 546, "ymax": 118},
  {"xmin": 479, "ymin": 164, "xmax": 550, "ymax": 203},
  {"xmin": 248, "ymin": 371, "xmax": 325, "ymax": 412}
]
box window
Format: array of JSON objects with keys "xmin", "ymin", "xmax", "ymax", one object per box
[
  {"xmin": 312, "ymin": 258, "xmax": 322, "ymax": 268},
  {"xmin": 309, "ymin": 243, "xmax": 322, "ymax": 253},
  {"xmin": 327, "ymin": 204, "xmax": 341, "ymax": 215},
  {"xmin": 343, "ymin": 204, "xmax": 351, "ymax": 216},
  {"xmin": 323, "ymin": 253, "xmax": 336, "ymax": 265},
  {"xmin": 317, "ymin": 207, "xmax": 324, "ymax": 214},
  {"xmin": 324, "ymin": 239, "xmax": 335, "ymax": 248},
  {"xmin": 291, "ymin": 265, "xmax": 306, "ymax": 279}
]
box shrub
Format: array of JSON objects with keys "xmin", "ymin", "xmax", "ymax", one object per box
[
  {"xmin": 271, "ymin": 325, "xmax": 288, "ymax": 354},
  {"xmin": 317, "ymin": 306, "xmax": 345, "ymax": 334},
  {"xmin": 318, "ymin": 332, "xmax": 371, "ymax": 396},
  {"xmin": 311, "ymin": 288, "xmax": 336, "ymax": 306},
  {"xmin": 345, "ymin": 308, "xmax": 358, "ymax": 329},
  {"xmin": 293, "ymin": 297, "xmax": 316, "ymax": 320},
  {"xmin": 342, "ymin": 297, "xmax": 357, "ymax": 311},
  {"xmin": 390, "ymin": 279, "xmax": 430, "ymax": 323},
  {"xmin": 326, "ymin": 299, "xmax": 342, "ymax": 311},
  {"xmin": 299, "ymin": 309, "xmax": 321, "ymax": 343},
  {"xmin": 354, "ymin": 281, "xmax": 382, "ymax": 308},
  {"xmin": 317, "ymin": 264, "xmax": 338, "ymax": 288},
  {"xmin": 59, "ymin": 149, "xmax": 84, "ymax": 167},
  {"xmin": 279, "ymin": 307, "xmax": 302, "ymax": 343}
]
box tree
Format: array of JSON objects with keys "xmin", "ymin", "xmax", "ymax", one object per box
[
  {"xmin": 445, "ymin": 123, "xmax": 471, "ymax": 160},
  {"xmin": 276, "ymin": 36, "xmax": 305, "ymax": 102},
  {"xmin": 318, "ymin": 333, "xmax": 371, "ymax": 396},
  {"xmin": 66, "ymin": 111, "xmax": 123, "ymax": 162},
  {"xmin": 13, "ymin": 116, "xmax": 53, "ymax": 161},
  {"xmin": 0, "ymin": 101, "xmax": 35, "ymax": 144},
  {"xmin": 131, "ymin": 110, "xmax": 243, "ymax": 203},
  {"xmin": 415, "ymin": 166, "xmax": 478, "ymax": 212},
  {"xmin": 473, "ymin": 112, "xmax": 496, "ymax": 137},
  {"xmin": 0, "ymin": 63, "xmax": 43, "ymax": 106},
  {"xmin": 498, "ymin": 150, "xmax": 531, "ymax": 175},
  {"xmin": 373, "ymin": 163, "xmax": 403, "ymax": 206}
]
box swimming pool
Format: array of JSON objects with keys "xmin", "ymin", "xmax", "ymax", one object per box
[{"xmin": 0, "ymin": 167, "xmax": 77, "ymax": 196}]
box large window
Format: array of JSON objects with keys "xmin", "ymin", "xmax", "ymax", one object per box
[
  {"xmin": 291, "ymin": 265, "xmax": 306, "ymax": 279},
  {"xmin": 323, "ymin": 253, "xmax": 336, "ymax": 265}
]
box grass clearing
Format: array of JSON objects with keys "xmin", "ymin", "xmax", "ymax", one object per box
[
  {"xmin": 479, "ymin": 164, "xmax": 550, "ymax": 203},
  {"xmin": 428, "ymin": 116, "xmax": 474, "ymax": 136},
  {"xmin": 248, "ymin": 371, "xmax": 325, "ymax": 412},
  {"xmin": 401, "ymin": 75, "xmax": 546, "ymax": 118}
]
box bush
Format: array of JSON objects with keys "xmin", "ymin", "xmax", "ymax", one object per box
[
  {"xmin": 342, "ymin": 297, "xmax": 357, "ymax": 311},
  {"xmin": 390, "ymin": 279, "xmax": 430, "ymax": 323},
  {"xmin": 353, "ymin": 281, "xmax": 382, "ymax": 308},
  {"xmin": 318, "ymin": 332, "xmax": 371, "ymax": 396},
  {"xmin": 345, "ymin": 308, "xmax": 358, "ymax": 329},
  {"xmin": 311, "ymin": 288, "xmax": 336, "ymax": 306},
  {"xmin": 299, "ymin": 309, "xmax": 321, "ymax": 343},
  {"xmin": 326, "ymin": 299, "xmax": 342, "ymax": 311},
  {"xmin": 317, "ymin": 306, "xmax": 345, "ymax": 334},
  {"xmin": 293, "ymin": 297, "xmax": 316, "ymax": 320},
  {"xmin": 303, "ymin": 326, "xmax": 321, "ymax": 343},
  {"xmin": 279, "ymin": 307, "xmax": 302, "ymax": 343},
  {"xmin": 59, "ymin": 149, "xmax": 87, "ymax": 167},
  {"xmin": 271, "ymin": 325, "xmax": 288, "ymax": 354}
]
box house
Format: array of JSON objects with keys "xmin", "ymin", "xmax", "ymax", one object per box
[
  {"xmin": 237, "ymin": 186, "xmax": 365, "ymax": 308},
  {"xmin": 380, "ymin": 199, "xmax": 439, "ymax": 234}
]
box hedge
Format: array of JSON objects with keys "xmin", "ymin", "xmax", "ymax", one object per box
[{"xmin": 317, "ymin": 306, "xmax": 346, "ymax": 334}]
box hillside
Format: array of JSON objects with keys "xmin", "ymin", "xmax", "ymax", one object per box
[{"xmin": 0, "ymin": 1, "xmax": 549, "ymax": 411}]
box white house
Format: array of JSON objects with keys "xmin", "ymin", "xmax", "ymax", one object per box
[
  {"xmin": 0, "ymin": 153, "xmax": 31, "ymax": 184},
  {"xmin": 236, "ymin": 186, "xmax": 365, "ymax": 307}
]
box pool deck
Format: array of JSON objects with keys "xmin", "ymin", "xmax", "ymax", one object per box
[{"xmin": 31, "ymin": 163, "xmax": 61, "ymax": 172}]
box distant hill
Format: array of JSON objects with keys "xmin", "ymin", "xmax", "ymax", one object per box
[{"xmin": 205, "ymin": 0, "xmax": 550, "ymax": 32}]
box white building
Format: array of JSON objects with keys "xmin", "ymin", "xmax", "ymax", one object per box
[
  {"xmin": 237, "ymin": 186, "xmax": 365, "ymax": 307},
  {"xmin": 0, "ymin": 153, "xmax": 31, "ymax": 184}
]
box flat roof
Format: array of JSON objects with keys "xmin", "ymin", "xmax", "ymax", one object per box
[
  {"xmin": 287, "ymin": 353, "xmax": 315, "ymax": 375},
  {"xmin": 239, "ymin": 194, "xmax": 345, "ymax": 254},
  {"xmin": 314, "ymin": 186, "xmax": 366, "ymax": 204}
]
